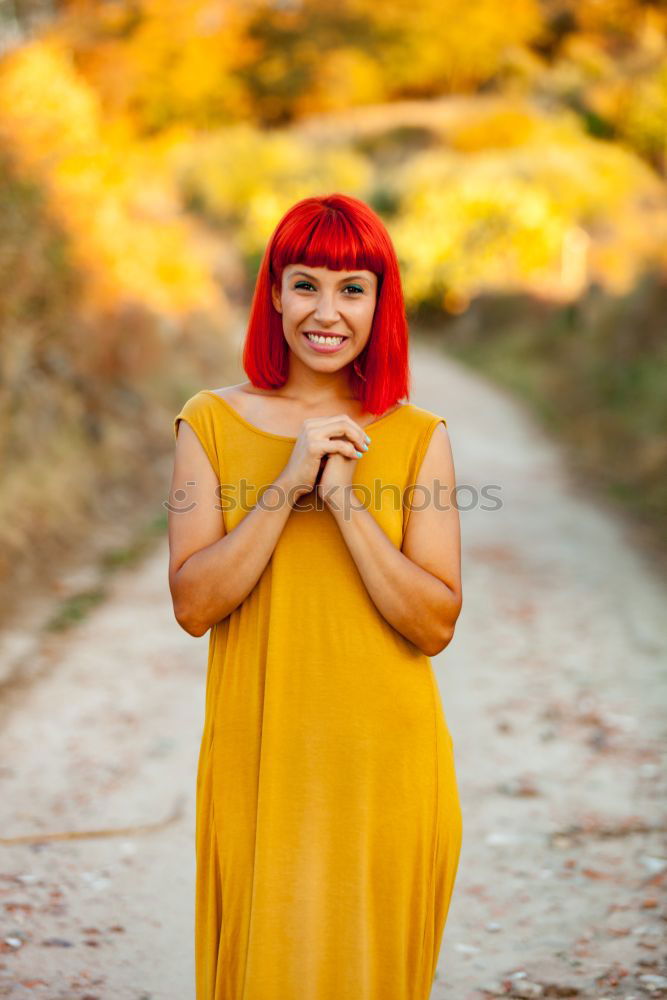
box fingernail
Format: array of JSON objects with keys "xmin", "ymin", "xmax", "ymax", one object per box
[
  {"xmin": 361, "ymin": 441, "xmax": 368, "ymax": 451},
  {"xmin": 355, "ymin": 450, "xmax": 363, "ymax": 458},
  {"xmin": 364, "ymin": 434, "xmax": 371, "ymax": 443}
]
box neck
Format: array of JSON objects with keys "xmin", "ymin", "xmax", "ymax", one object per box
[{"xmin": 281, "ymin": 353, "xmax": 357, "ymax": 406}]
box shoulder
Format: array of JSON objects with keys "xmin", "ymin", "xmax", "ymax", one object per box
[
  {"xmin": 175, "ymin": 381, "xmax": 247, "ymax": 417},
  {"xmin": 414, "ymin": 412, "xmax": 453, "ymax": 485},
  {"xmin": 176, "ymin": 387, "xmax": 209, "ymax": 411},
  {"xmin": 209, "ymin": 381, "xmax": 251, "ymax": 402},
  {"xmin": 173, "ymin": 387, "xmax": 222, "ymax": 445},
  {"xmin": 398, "ymin": 402, "xmax": 448, "ymax": 442},
  {"xmin": 173, "ymin": 389, "xmax": 216, "ymax": 434},
  {"xmin": 401, "ymin": 401, "xmax": 447, "ymax": 425},
  {"xmin": 397, "ymin": 403, "xmax": 449, "ymax": 475},
  {"xmin": 173, "ymin": 389, "xmax": 223, "ymax": 472},
  {"xmin": 208, "ymin": 382, "xmax": 267, "ymax": 420},
  {"xmin": 208, "ymin": 382, "xmax": 252, "ymax": 400},
  {"xmin": 380, "ymin": 402, "xmax": 448, "ymax": 481}
]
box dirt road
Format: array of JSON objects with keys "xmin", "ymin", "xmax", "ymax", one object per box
[{"xmin": 1, "ymin": 341, "xmax": 666, "ymax": 999}]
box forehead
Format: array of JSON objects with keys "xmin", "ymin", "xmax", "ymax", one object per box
[{"xmin": 284, "ymin": 263, "xmax": 376, "ymax": 282}]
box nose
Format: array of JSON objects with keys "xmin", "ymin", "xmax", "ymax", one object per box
[{"xmin": 312, "ymin": 289, "xmax": 340, "ymax": 324}]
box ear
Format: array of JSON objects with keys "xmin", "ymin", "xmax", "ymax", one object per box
[{"xmin": 271, "ymin": 283, "xmax": 282, "ymax": 314}]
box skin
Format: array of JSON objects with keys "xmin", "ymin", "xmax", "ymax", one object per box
[{"xmin": 168, "ymin": 263, "xmax": 462, "ymax": 654}]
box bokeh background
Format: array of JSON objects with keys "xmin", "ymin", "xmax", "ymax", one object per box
[
  {"xmin": 1, "ymin": 0, "xmax": 666, "ymax": 626},
  {"xmin": 1, "ymin": 4, "xmax": 667, "ymax": 997}
]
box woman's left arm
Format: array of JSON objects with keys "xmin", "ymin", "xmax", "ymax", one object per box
[{"xmin": 323, "ymin": 423, "xmax": 462, "ymax": 656}]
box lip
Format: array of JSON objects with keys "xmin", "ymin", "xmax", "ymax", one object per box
[{"xmin": 302, "ymin": 331, "xmax": 349, "ymax": 354}]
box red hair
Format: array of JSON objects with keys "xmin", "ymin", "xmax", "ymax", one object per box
[{"xmin": 242, "ymin": 193, "xmax": 411, "ymax": 415}]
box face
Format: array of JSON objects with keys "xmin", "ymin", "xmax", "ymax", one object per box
[{"xmin": 271, "ymin": 263, "xmax": 378, "ymax": 367}]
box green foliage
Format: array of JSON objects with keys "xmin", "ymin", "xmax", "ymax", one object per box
[
  {"xmin": 0, "ymin": 148, "xmax": 80, "ymax": 324},
  {"xmin": 438, "ymin": 271, "xmax": 667, "ymax": 550},
  {"xmin": 45, "ymin": 586, "xmax": 108, "ymax": 632}
]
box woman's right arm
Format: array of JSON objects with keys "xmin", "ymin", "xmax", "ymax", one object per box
[
  {"xmin": 167, "ymin": 420, "xmax": 296, "ymax": 636},
  {"xmin": 168, "ymin": 413, "xmax": 369, "ymax": 636}
]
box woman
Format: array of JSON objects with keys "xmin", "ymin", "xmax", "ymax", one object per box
[{"xmin": 168, "ymin": 193, "xmax": 463, "ymax": 1000}]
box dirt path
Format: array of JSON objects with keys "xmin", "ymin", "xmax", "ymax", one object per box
[{"xmin": 1, "ymin": 341, "xmax": 666, "ymax": 999}]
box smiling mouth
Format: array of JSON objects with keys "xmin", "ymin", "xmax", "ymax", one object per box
[{"xmin": 303, "ymin": 331, "xmax": 349, "ymax": 345}]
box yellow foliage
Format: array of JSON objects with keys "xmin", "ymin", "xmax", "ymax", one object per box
[
  {"xmin": 388, "ymin": 100, "xmax": 667, "ymax": 303},
  {"xmin": 573, "ymin": 0, "xmax": 651, "ymax": 37},
  {"xmin": 294, "ymin": 48, "xmax": 387, "ymax": 115},
  {"xmin": 0, "ymin": 38, "xmax": 219, "ymax": 317},
  {"xmin": 538, "ymin": 8, "xmax": 667, "ymax": 172},
  {"xmin": 0, "ymin": 39, "xmax": 100, "ymax": 167},
  {"xmin": 60, "ymin": 0, "xmax": 257, "ymax": 127},
  {"xmin": 173, "ymin": 123, "xmax": 374, "ymax": 256},
  {"xmin": 447, "ymin": 103, "xmax": 557, "ymax": 152},
  {"xmin": 605, "ymin": 68, "xmax": 667, "ymax": 165},
  {"xmin": 1, "ymin": 1, "xmax": 665, "ymax": 321},
  {"xmin": 559, "ymin": 34, "xmax": 618, "ymax": 81},
  {"xmin": 348, "ymin": 0, "xmax": 543, "ymax": 92}
]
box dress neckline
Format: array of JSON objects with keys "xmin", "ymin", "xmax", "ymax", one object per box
[{"xmin": 201, "ymin": 390, "xmax": 408, "ymax": 442}]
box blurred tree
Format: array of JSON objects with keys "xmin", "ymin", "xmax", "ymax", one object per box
[
  {"xmin": 1, "ymin": 0, "xmax": 58, "ymax": 51},
  {"xmin": 0, "ymin": 37, "xmax": 221, "ymax": 314},
  {"xmin": 54, "ymin": 0, "xmax": 257, "ymax": 132},
  {"xmin": 39, "ymin": 0, "xmax": 546, "ymax": 129},
  {"xmin": 351, "ymin": 0, "xmax": 543, "ymax": 96},
  {"xmin": 234, "ymin": 1, "xmax": 379, "ymax": 124}
]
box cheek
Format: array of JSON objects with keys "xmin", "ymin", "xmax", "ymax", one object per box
[
  {"xmin": 282, "ymin": 295, "xmax": 307, "ymax": 319},
  {"xmin": 359, "ymin": 300, "xmax": 377, "ymax": 327}
]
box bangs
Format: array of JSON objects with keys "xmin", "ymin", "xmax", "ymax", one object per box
[{"xmin": 271, "ymin": 205, "xmax": 385, "ymax": 280}]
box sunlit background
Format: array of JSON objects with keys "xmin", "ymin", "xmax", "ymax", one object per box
[
  {"xmin": 1, "ymin": 3, "xmax": 667, "ymax": 996},
  {"xmin": 1, "ymin": 0, "xmax": 666, "ymax": 623}
]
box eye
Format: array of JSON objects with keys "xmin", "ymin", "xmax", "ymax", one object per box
[{"xmin": 292, "ymin": 280, "xmax": 365, "ymax": 294}]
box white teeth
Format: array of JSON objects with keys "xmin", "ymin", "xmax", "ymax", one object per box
[{"xmin": 306, "ymin": 333, "xmax": 344, "ymax": 345}]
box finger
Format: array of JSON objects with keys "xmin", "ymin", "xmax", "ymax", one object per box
[
  {"xmin": 326, "ymin": 439, "xmax": 364, "ymax": 460},
  {"xmin": 305, "ymin": 430, "xmax": 353, "ymax": 459},
  {"xmin": 309, "ymin": 415, "xmax": 369, "ymax": 451}
]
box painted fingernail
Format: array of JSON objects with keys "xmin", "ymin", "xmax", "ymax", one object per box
[
  {"xmin": 361, "ymin": 441, "xmax": 368, "ymax": 451},
  {"xmin": 355, "ymin": 450, "xmax": 363, "ymax": 458},
  {"xmin": 364, "ymin": 434, "xmax": 371, "ymax": 442}
]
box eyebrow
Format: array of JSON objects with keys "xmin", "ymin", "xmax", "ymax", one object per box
[{"xmin": 289, "ymin": 270, "xmax": 371, "ymax": 284}]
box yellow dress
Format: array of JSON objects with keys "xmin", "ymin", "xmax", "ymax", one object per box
[{"xmin": 173, "ymin": 390, "xmax": 463, "ymax": 1000}]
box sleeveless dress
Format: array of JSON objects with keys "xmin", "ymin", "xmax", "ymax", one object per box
[{"xmin": 173, "ymin": 389, "xmax": 463, "ymax": 1000}]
